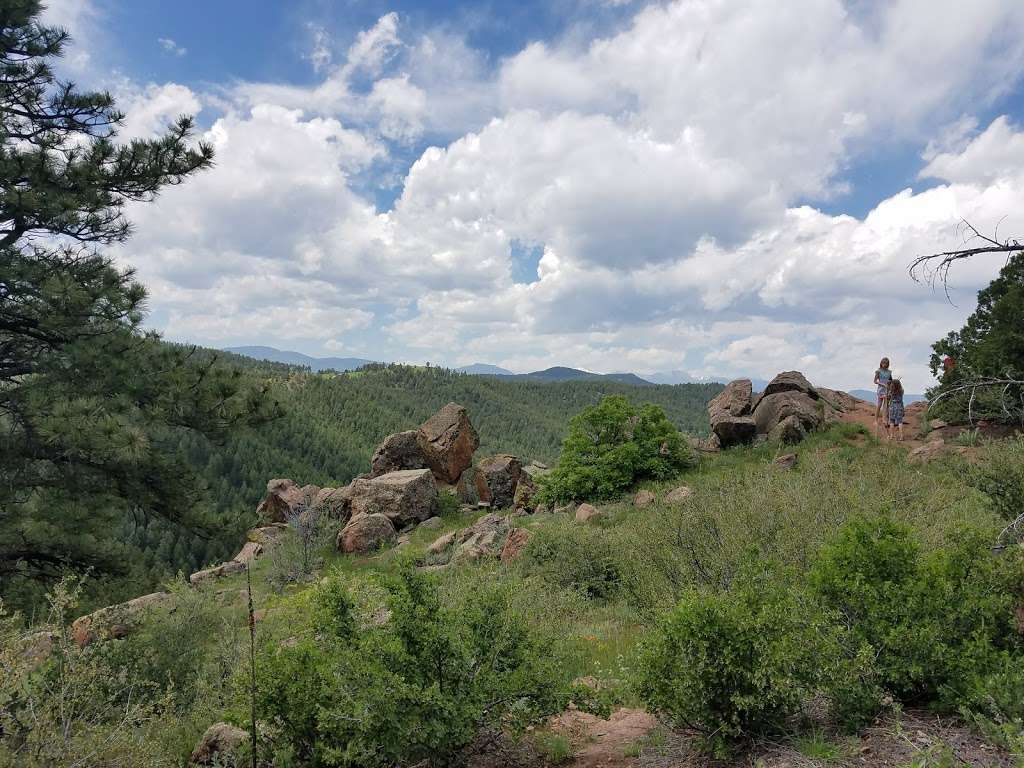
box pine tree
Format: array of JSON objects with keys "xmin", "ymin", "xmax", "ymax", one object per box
[{"xmin": 0, "ymin": 1, "xmax": 276, "ymax": 609}]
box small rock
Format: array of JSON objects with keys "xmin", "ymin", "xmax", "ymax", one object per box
[
  {"xmin": 553, "ymin": 502, "xmax": 577, "ymax": 515},
  {"xmin": 477, "ymin": 501, "xmax": 491, "ymax": 509},
  {"xmin": 909, "ymin": 440, "xmax": 946, "ymax": 464},
  {"xmin": 665, "ymin": 485, "xmax": 693, "ymax": 504},
  {"xmin": 773, "ymin": 453, "xmax": 798, "ymax": 470},
  {"xmin": 929, "ymin": 418, "xmax": 948, "ymax": 430},
  {"xmin": 189, "ymin": 722, "xmax": 249, "ymax": 766},
  {"xmin": 419, "ymin": 516, "xmax": 444, "ymax": 530},
  {"xmin": 575, "ymin": 503, "xmax": 602, "ymax": 523},
  {"xmin": 633, "ymin": 489, "xmax": 656, "ymax": 508},
  {"xmin": 428, "ymin": 531, "xmax": 458, "ymax": 555}
]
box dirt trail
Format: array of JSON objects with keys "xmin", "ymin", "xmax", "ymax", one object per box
[{"xmin": 551, "ymin": 708, "xmax": 659, "ymax": 768}]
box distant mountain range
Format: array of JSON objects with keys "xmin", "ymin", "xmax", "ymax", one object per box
[
  {"xmin": 222, "ymin": 346, "xmax": 375, "ymax": 372},
  {"xmin": 849, "ymin": 388, "xmax": 926, "ymax": 405},
  {"xmin": 222, "ymin": 348, "xmax": 925, "ymax": 399}
]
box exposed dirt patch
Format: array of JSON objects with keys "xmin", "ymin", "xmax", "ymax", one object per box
[{"xmin": 550, "ymin": 707, "xmax": 660, "ymax": 768}]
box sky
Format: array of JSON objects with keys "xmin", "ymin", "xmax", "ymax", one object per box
[{"xmin": 41, "ymin": 0, "xmax": 1024, "ymax": 391}]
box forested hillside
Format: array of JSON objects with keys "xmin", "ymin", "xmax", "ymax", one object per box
[{"xmin": 117, "ymin": 360, "xmax": 720, "ymax": 607}]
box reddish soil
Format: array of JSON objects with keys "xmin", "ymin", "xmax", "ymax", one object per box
[{"xmin": 550, "ymin": 708, "xmax": 660, "ymax": 768}]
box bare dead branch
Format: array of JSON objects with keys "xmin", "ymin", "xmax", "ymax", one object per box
[{"xmin": 910, "ymin": 218, "xmax": 1022, "ymax": 301}]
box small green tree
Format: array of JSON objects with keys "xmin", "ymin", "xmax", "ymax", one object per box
[
  {"xmin": 0, "ymin": 1, "xmax": 276, "ymax": 610},
  {"xmin": 540, "ymin": 395, "xmax": 695, "ymax": 502}
]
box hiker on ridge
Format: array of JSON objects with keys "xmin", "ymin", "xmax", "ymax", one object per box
[{"xmin": 874, "ymin": 357, "xmax": 892, "ymax": 429}]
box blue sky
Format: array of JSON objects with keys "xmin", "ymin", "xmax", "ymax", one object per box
[{"xmin": 46, "ymin": 0, "xmax": 1024, "ymax": 390}]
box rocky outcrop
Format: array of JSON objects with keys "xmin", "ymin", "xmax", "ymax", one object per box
[
  {"xmin": 189, "ymin": 722, "xmax": 249, "ymax": 766},
  {"xmin": 312, "ymin": 486, "xmax": 352, "ymax": 519},
  {"xmin": 256, "ymin": 478, "xmax": 307, "ymax": 523},
  {"xmin": 370, "ymin": 430, "xmax": 427, "ymax": 477},
  {"xmin": 247, "ymin": 523, "xmax": 288, "ymax": 546},
  {"xmin": 232, "ymin": 541, "xmax": 262, "ymax": 565},
  {"xmin": 708, "ymin": 379, "xmax": 757, "ymax": 448},
  {"xmin": 425, "ymin": 512, "xmax": 513, "ymax": 565},
  {"xmin": 475, "ymin": 454, "xmax": 523, "ymax": 508},
  {"xmin": 512, "ymin": 471, "xmax": 537, "ymax": 512},
  {"xmin": 500, "ymin": 527, "xmax": 533, "ymax": 562},
  {"xmin": 189, "ymin": 560, "xmax": 246, "ymax": 585},
  {"xmin": 753, "ymin": 391, "xmax": 823, "ymax": 439},
  {"xmin": 338, "ymin": 513, "xmax": 397, "ymax": 554},
  {"xmin": 709, "ymin": 371, "xmax": 847, "ymax": 448},
  {"xmin": 761, "ymin": 371, "xmax": 819, "ymax": 399},
  {"xmin": 347, "ymin": 469, "xmax": 438, "ymax": 527},
  {"xmin": 71, "ymin": 592, "xmax": 170, "ymax": 648},
  {"xmin": 418, "ymin": 403, "xmax": 480, "ymax": 484}
]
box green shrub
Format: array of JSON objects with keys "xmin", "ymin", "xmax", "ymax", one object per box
[
  {"xmin": 0, "ymin": 579, "xmax": 176, "ymax": 768},
  {"xmin": 539, "ymin": 395, "xmax": 696, "ymax": 503},
  {"xmin": 811, "ymin": 516, "xmax": 1024, "ymax": 707},
  {"xmin": 634, "ymin": 561, "xmax": 838, "ymax": 755},
  {"xmin": 969, "ymin": 437, "xmax": 1024, "ymax": 527},
  {"xmin": 518, "ymin": 520, "xmax": 623, "ymax": 600},
  {"xmin": 252, "ymin": 567, "xmax": 571, "ymax": 767}
]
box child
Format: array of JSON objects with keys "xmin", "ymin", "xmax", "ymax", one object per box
[
  {"xmin": 874, "ymin": 357, "xmax": 892, "ymax": 428},
  {"xmin": 887, "ymin": 378, "xmax": 905, "ymax": 441}
]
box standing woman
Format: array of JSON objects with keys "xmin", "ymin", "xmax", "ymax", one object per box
[{"xmin": 874, "ymin": 357, "xmax": 892, "ymax": 428}]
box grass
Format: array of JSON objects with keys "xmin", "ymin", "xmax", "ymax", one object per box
[
  {"xmin": 530, "ymin": 731, "xmax": 574, "ymax": 764},
  {"xmin": 793, "ymin": 729, "xmax": 847, "ymax": 761}
]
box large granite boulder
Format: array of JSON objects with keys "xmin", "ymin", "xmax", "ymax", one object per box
[
  {"xmin": 418, "ymin": 403, "xmax": 480, "ymax": 484},
  {"xmin": 338, "ymin": 513, "xmax": 397, "ymax": 554},
  {"xmin": 475, "ymin": 454, "xmax": 523, "ymax": 509},
  {"xmin": 312, "ymin": 486, "xmax": 352, "ymax": 520},
  {"xmin": 708, "ymin": 379, "xmax": 757, "ymax": 448},
  {"xmin": 347, "ymin": 469, "xmax": 437, "ymax": 526},
  {"xmin": 752, "ymin": 391, "xmax": 823, "ymax": 437},
  {"xmin": 455, "ymin": 466, "xmax": 482, "ymax": 504},
  {"xmin": 761, "ymin": 371, "xmax": 819, "ymax": 399},
  {"xmin": 189, "ymin": 722, "xmax": 249, "ymax": 766},
  {"xmin": 71, "ymin": 592, "xmax": 170, "ymax": 648},
  {"xmin": 370, "ymin": 430, "xmax": 427, "ymax": 477},
  {"xmin": 256, "ymin": 478, "xmax": 307, "ymax": 523}
]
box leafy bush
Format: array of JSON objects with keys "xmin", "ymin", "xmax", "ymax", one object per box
[
  {"xmin": 634, "ymin": 561, "xmax": 839, "ymax": 755},
  {"xmin": 969, "ymin": 437, "xmax": 1024, "ymax": 527},
  {"xmin": 252, "ymin": 567, "xmax": 571, "ymax": 766},
  {"xmin": 0, "ymin": 579, "xmax": 176, "ymax": 768},
  {"xmin": 266, "ymin": 504, "xmax": 335, "ymax": 589},
  {"xmin": 518, "ymin": 520, "xmax": 623, "ymax": 600},
  {"xmin": 540, "ymin": 395, "xmax": 696, "ymax": 503},
  {"xmin": 810, "ymin": 516, "xmax": 1024, "ymax": 707}
]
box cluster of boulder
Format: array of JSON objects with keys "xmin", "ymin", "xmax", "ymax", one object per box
[
  {"xmin": 707, "ymin": 370, "xmax": 854, "ymax": 448},
  {"xmin": 252, "ymin": 403, "xmax": 547, "ymax": 557}
]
